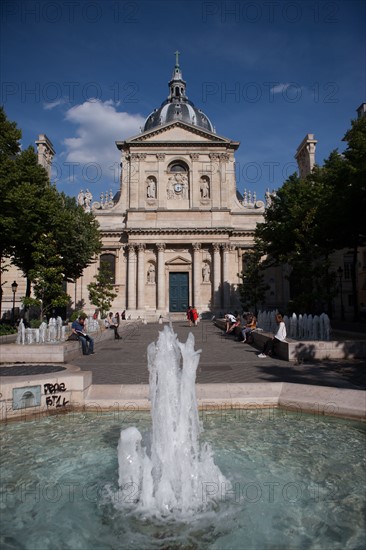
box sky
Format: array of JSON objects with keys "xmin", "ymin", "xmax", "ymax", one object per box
[{"xmin": 1, "ymin": 0, "xmax": 365, "ymax": 202}]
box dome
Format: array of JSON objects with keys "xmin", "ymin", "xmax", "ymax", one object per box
[{"xmin": 143, "ymin": 53, "xmax": 214, "ymax": 133}]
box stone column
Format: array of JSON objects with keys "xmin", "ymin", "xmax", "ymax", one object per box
[
  {"xmin": 192, "ymin": 243, "xmax": 201, "ymax": 308},
  {"xmin": 157, "ymin": 153, "xmax": 166, "ymax": 208},
  {"xmin": 157, "ymin": 243, "xmax": 166, "ymax": 311},
  {"xmin": 213, "ymin": 243, "xmax": 221, "ymax": 309},
  {"xmin": 127, "ymin": 244, "xmax": 137, "ymax": 310},
  {"xmin": 222, "ymin": 243, "xmax": 230, "ymax": 309},
  {"xmin": 137, "ymin": 244, "xmax": 146, "ymax": 310}
]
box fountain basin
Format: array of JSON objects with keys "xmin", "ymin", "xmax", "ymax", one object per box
[
  {"xmin": 0, "ymin": 363, "xmax": 92, "ymax": 421},
  {"xmin": 0, "ymin": 409, "xmax": 365, "ymax": 550}
]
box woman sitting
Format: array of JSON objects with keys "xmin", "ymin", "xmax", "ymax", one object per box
[
  {"xmin": 242, "ymin": 314, "xmax": 257, "ymax": 343},
  {"xmin": 104, "ymin": 312, "xmax": 121, "ymax": 340}
]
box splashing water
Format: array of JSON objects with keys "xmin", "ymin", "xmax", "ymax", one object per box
[{"xmin": 117, "ymin": 325, "xmax": 230, "ymax": 519}]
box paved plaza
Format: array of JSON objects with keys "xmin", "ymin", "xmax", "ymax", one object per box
[{"xmin": 71, "ymin": 320, "xmax": 366, "ymax": 390}]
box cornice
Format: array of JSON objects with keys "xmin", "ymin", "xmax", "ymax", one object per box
[
  {"xmin": 123, "ymin": 227, "xmax": 254, "ymax": 237},
  {"xmin": 116, "ymin": 121, "xmax": 239, "ymax": 149}
]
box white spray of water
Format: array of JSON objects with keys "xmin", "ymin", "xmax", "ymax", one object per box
[{"xmin": 117, "ymin": 325, "xmax": 229, "ymax": 518}]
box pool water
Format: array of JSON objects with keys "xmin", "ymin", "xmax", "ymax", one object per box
[{"xmin": 1, "ymin": 409, "xmax": 365, "ymax": 550}]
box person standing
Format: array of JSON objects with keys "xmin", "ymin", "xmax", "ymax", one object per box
[
  {"xmin": 187, "ymin": 306, "xmax": 193, "ymax": 327},
  {"xmin": 192, "ymin": 307, "xmax": 199, "ymax": 326},
  {"xmin": 71, "ymin": 316, "xmax": 95, "ymax": 355},
  {"xmin": 258, "ymin": 313, "xmax": 286, "ymax": 358}
]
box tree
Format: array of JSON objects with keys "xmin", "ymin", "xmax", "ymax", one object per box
[
  {"xmin": 51, "ymin": 194, "xmax": 102, "ymax": 282},
  {"xmin": 238, "ymin": 249, "xmax": 269, "ymax": 315},
  {"xmin": 23, "ymin": 233, "xmax": 70, "ymax": 318},
  {"xmin": 255, "ymin": 115, "xmax": 366, "ymax": 318},
  {"xmin": 0, "ymin": 108, "xmax": 102, "ymax": 315},
  {"xmin": 339, "ymin": 116, "xmax": 366, "ymax": 320},
  {"xmin": 0, "ymin": 106, "xmax": 22, "ymax": 314},
  {"xmin": 255, "ymin": 174, "xmax": 333, "ymax": 312},
  {"xmin": 87, "ymin": 261, "xmax": 117, "ymax": 318}
]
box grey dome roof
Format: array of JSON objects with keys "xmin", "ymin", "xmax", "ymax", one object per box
[
  {"xmin": 144, "ymin": 100, "xmax": 214, "ymax": 132},
  {"xmin": 143, "ymin": 54, "xmax": 214, "ymax": 133}
]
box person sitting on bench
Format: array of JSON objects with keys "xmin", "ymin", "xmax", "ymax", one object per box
[
  {"xmin": 242, "ymin": 313, "xmax": 257, "ymax": 343},
  {"xmin": 71, "ymin": 316, "xmax": 95, "ymax": 355},
  {"xmin": 258, "ymin": 313, "xmax": 286, "ymax": 358}
]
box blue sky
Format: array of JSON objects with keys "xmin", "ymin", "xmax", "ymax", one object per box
[{"xmin": 1, "ymin": 0, "xmax": 365, "ymax": 202}]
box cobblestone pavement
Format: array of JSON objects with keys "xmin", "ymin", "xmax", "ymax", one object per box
[{"xmin": 71, "ymin": 321, "xmax": 366, "ymax": 390}]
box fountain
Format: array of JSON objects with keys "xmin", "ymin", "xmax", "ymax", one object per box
[
  {"xmin": 116, "ymin": 325, "xmax": 229, "ymax": 517},
  {"xmin": 257, "ymin": 310, "xmax": 331, "ymax": 341},
  {"xmin": 1, "ymin": 326, "xmax": 365, "ymax": 548},
  {"xmin": 15, "ymin": 315, "xmax": 99, "ymax": 345},
  {"xmin": 16, "ymin": 316, "xmax": 66, "ymax": 345}
]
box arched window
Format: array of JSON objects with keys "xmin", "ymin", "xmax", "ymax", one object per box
[
  {"xmin": 100, "ymin": 253, "xmax": 116, "ymax": 284},
  {"xmin": 168, "ymin": 161, "xmax": 188, "ymax": 173}
]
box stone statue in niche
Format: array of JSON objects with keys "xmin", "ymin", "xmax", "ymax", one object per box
[
  {"xmin": 200, "ymin": 177, "xmax": 210, "ymax": 199},
  {"xmin": 147, "ymin": 264, "xmax": 156, "ymax": 283},
  {"xmin": 202, "ymin": 263, "xmax": 210, "ymax": 283},
  {"xmin": 146, "ymin": 177, "xmax": 156, "ymax": 198}
]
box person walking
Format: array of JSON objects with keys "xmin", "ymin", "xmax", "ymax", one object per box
[{"xmin": 258, "ymin": 313, "xmax": 286, "ymax": 358}]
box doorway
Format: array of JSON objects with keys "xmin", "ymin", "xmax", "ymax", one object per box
[{"xmin": 169, "ymin": 272, "xmax": 189, "ymax": 312}]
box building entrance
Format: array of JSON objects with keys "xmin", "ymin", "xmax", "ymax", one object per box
[{"xmin": 169, "ymin": 272, "xmax": 189, "ymax": 312}]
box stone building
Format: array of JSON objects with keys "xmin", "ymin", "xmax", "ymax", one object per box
[{"xmin": 75, "ymin": 56, "xmax": 267, "ymax": 319}]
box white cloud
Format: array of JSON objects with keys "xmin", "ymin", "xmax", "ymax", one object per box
[
  {"xmin": 270, "ymin": 83, "xmax": 292, "ymax": 94},
  {"xmin": 44, "ymin": 98, "xmax": 70, "ymax": 110},
  {"xmin": 62, "ymin": 100, "xmax": 145, "ymax": 185}
]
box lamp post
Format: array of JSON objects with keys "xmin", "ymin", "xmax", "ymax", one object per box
[
  {"xmin": 337, "ymin": 267, "xmax": 345, "ymax": 321},
  {"xmin": 11, "ymin": 280, "xmax": 18, "ymax": 324}
]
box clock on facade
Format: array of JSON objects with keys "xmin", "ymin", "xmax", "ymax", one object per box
[{"xmin": 174, "ymin": 183, "xmax": 183, "ymax": 193}]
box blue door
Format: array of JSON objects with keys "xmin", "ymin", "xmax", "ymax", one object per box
[{"xmin": 169, "ymin": 272, "xmax": 189, "ymax": 312}]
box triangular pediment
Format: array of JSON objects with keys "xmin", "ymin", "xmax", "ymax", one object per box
[
  {"xmin": 166, "ymin": 255, "xmax": 192, "ymax": 266},
  {"xmin": 123, "ymin": 121, "xmax": 235, "ymax": 145}
]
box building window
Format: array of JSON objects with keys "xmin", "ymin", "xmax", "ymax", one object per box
[
  {"xmin": 100, "ymin": 253, "xmax": 116, "ymax": 284},
  {"xmin": 169, "ymin": 161, "xmax": 188, "ymax": 173}
]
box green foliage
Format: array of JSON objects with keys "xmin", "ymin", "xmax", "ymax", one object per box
[
  {"xmin": 238, "ymin": 249, "xmax": 269, "ymax": 315},
  {"xmin": 0, "ymin": 322, "xmax": 17, "ymax": 336},
  {"xmin": 27, "ymin": 233, "xmax": 70, "ymax": 318},
  {"xmin": 87, "ymin": 261, "xmax": 117, "ymax": 318},
  {"xmin": 0, "ymin": 107, "xmax": 102, "ymax": 314},
  {"xmin": 70, "ymin": 310, "xmax": 87, "ymax": 322},
  {"xmin": 0, "ymin": 106, "xmax": 21, "ymax": 160},
  {"xmin": 29, "ymin": 319, "xmax": 42, "ymax": 328},
  {"xmin": 255, "ymin": 115, "xmax": 366, "ymax": 318}
]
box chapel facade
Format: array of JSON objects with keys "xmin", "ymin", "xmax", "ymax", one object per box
[{"xmin": 76, "ymin": 56, "xmax": 267, "ymax": 319}]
